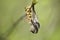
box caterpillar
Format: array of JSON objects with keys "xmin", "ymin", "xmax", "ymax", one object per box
[{"xmin": 25, "ymin": 2, "xmax": 40, "ymax": 34}]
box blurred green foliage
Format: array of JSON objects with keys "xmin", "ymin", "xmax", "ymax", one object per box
[{"xmin": 0, "ymin": 0, "xmax": 60, "ymax": 40}]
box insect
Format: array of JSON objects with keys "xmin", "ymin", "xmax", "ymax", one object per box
[{"xmin": 25, "ymin": 1, "xmax": 40, "ymax": 34}]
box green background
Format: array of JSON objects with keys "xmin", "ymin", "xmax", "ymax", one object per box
[{"xmin": 0, "ymin": 0, "xmax": 60, "ymax": 40}]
